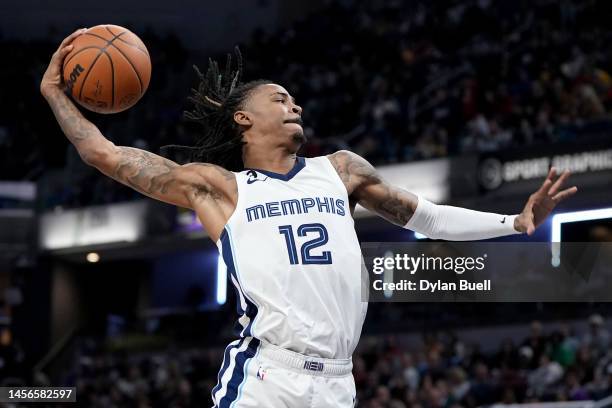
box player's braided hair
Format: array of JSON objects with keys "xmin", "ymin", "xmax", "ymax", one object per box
[{"xmin": 161, "ymin": 47, "xmax": 270, "ymax": 171}]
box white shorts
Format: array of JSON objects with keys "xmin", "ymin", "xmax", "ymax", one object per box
[{"xmin": 211, "ymin": 337, "xmax": 356, "ymax": 407}]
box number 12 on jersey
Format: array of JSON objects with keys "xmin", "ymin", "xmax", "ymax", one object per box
[{"xmin": 278, "ymin": 223, "xmax": 332, "ymax": 265}]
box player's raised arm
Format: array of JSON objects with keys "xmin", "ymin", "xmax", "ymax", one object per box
[
  {"xmin": 39, "ymin": 29, "xmax": 235, "ymax": 210},
  {"xmin": 328, "ymin": 150, "xmax": 577, "ymax": 240}
]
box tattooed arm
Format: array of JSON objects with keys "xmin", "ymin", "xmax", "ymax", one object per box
[
  {"xmin": 328, "ymin": 150, "xmax": 577, "ymax": 239},
  {"xmin": 41, "ymin": 87, "xmax": 235, "ymax": 209},
  {"xmin": 40, "ymin": 30, "xmax": 234, "ymax": 210},
  {"xmin": 328, "ymin": 150, "xmax": 418, "ymax": 226}
]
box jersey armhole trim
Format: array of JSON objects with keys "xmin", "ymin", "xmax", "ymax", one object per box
[
  {"xmin": 321, "ymin": 156, "xmax": 357, "ymax": 222},
  {"xmin": 216, "ymin": 171, "xmax": 244, "ymax": 247},
  {"xmin": 322, "ymin": 156, "xmax": 351, "ymax": 199}
]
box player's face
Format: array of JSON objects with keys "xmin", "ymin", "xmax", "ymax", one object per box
[{"xmin": 237, "ymin": 84, "xmax": 304, "ymax": 145}]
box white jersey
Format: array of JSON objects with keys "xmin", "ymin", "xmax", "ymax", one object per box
[{"xmin": 216, "ymin": 156, "xmax": 367, "ymax": 359}]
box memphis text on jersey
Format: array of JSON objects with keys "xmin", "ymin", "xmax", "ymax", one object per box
[{"xmin": 245, "ymin": 196, "xmax": 346, "ymax": 222}]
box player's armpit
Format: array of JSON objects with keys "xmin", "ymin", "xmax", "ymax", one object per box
[
  {"xmin": 91, "ymin": 143, "xmax": 236, "ymax": 209},
  {"xmin": 327, "ymin": 150, "xmax": 418, "ymax": 226}
]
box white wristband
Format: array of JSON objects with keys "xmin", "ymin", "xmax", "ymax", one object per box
[{"xmin": 404, "ymin": 196, "xmax": 521, "ymax": 241}]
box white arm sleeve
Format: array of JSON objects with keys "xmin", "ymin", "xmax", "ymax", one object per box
[{"xmin": 404, "ymin": 195, "xmax": 521, "ymax": 241}]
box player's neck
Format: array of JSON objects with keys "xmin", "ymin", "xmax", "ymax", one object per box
[{"xmin": 243, "ymin": 149, "xmax": 298, "ymax": 174}]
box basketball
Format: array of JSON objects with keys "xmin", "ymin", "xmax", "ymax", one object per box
[{"xmin": 62, "ymin": 24, "xmax": 151, "ymax": 114}]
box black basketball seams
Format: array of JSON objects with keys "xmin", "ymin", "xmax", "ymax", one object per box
[
  {"xmin": 105, "ymin": 25, "xmax": 149, "ymax": 57},
  {"xmin": 102, "ymin": 50, "xmax": 115, "ymax": 110},
  {"xmin": 84, "ymin": 31, "xmax": 144, "ymax": 94},
  {"xmin": 75, "ymin": 33, "xmax": 122, "ymax": 104},
  {"xmin": 78, "ymin": 49, "xmax": 106, "ymax": 101},
  {"xmin": 63, "ymin": 46, "xmax": 103, "ymax": 72},
  {"xmin": 114, "ymin": 36, "xmax": 150, "ymax": 57},
  {"xmin": 111, "ymin": 48, "xmax": 144, "ymax": 95},
  {"xmin": 83, "ymin": 30, "xmax": 129, "ymax": 47},
  {"xmin": 79, "ymin": 27, "xmax": 144, "ymax": 108}
]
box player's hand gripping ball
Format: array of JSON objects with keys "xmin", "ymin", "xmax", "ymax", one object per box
[{"xmin": 62, "ymin": 24, "xmax": 151, "ymax": 114}]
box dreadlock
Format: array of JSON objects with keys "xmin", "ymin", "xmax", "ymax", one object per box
[{"xmin": 161, "ymin": 47, "xmax": 271, "ymax": 171}]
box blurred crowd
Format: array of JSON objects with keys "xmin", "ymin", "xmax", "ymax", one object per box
[
  {"xmin": 249, "ymin": 0, "xmax": 612, "ymax": 163},
  {"xmin": 10, "ymin": 315, "xmax": 603, "ymax": 407},
  {"xmin": 354, "ymin": 315, "xmax": 611, "ymax": 408},
  {"xmin": 1, "ymin": 0, "xmax": 612, "ymax": 209}
]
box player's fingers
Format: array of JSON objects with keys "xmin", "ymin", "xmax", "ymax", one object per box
[
  {"xmin": 523, "ymin": 213, "xmax": 535, "ymax": 235},
  {"xmin": 536, "ymin": 167, "xmax": 556, "ymax": 195},
  {"xmin": 548, "ymin": 169, "xmax": 571, "ymax": 195},
  {"xmin": 55, "ymin": 45, "xmax": 75, "ymax": 65},
  {"xmin": 59, "ymin": 44, "xmax": 74, "ymax": 56},
  {"xmin": 527, "ymin": 223, "xmax": 535, "ymax": 235},
  {"xmin": 536, "ymin": 178, "xmax": 553, "ymax": 196},
  {"xmin": 59, "ymin": 28, "xmax": 87, "ymax": 49},
  {"xmin": 51, "ymin": 44, "xmax": 74, "ymax": 65},
  {"xmin": 526, "ymin": 209, "xmax": 535, "ymax": 235},
  {"xmin": 52, "ymin": 28, "xmax": 85, "ymax": 62},
  {"xmin": 552, "ymin": 186, "xmax": 578, "ymax": 203}
]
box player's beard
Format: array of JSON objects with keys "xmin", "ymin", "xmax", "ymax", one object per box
[
  {"xmin": 292, "ymin": 128, "xmax": 307, "ymax": 144},
  {"xmin": 284, "ymin": 117, "xmax": 306, "ymax": 144}
]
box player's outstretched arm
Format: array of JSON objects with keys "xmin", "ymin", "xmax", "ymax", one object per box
[
  {"xmin": 40, "ymin": 29, "xmax": 235, "ymax": 210},
  {"xmin": 328, "ymin": 150, "xmax": 577, "ymax": 240}
]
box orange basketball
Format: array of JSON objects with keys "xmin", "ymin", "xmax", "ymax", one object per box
[{"xmin": 62, "ymin": 24, "xmax": 151, "ymax": 114}]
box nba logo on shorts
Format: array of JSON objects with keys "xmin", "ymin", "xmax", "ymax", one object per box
[{"xmin": 256, "ymin": 366, "xmax": 267, "ymax": 381}]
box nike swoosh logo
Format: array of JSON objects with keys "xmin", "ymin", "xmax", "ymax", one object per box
[{"xmin": 500, "ymin": 217, "xmax": 506, "ymax": 224}]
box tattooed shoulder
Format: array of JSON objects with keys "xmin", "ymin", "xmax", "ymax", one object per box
[
  {"xmin": 328, "ymin": 150, "xmax": 380, "ymax": 193},
  {"xmin": 188, "ymin": 162, "xmax": 235, "ymax": 182},
  {"xmin": 328, "ymin": 150, "xmax": 349, "ymax": 184},
  {"xmin": 328, "ymin": 150, "xmax": 416, "ymax": 226}
]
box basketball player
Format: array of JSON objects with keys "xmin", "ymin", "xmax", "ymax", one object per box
[{"xmin": 40, "ymin": 30, "xmax": 577, "ymax": 407}]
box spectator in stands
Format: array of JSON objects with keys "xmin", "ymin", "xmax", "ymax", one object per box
[
  {"xmin": 522, "ymin": 320, "xmax": 548, "ymax": 369},
  {"xmin": 527, "ymin": 354, "xmax": 564, "ymax": 397},
  {"xmin": 583, "ymin": 314, "xmax": 611, "ymax": 359}
]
